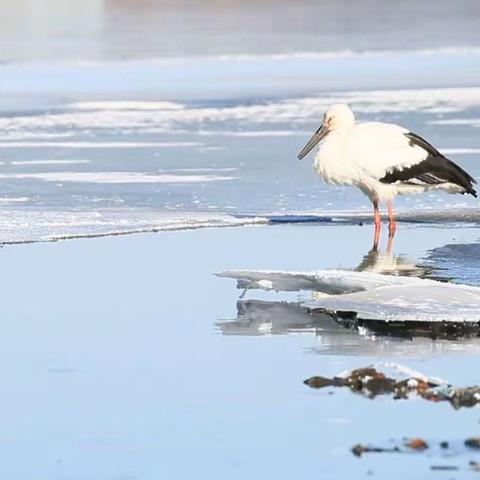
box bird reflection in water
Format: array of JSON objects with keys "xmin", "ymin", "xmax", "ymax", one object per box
[{"xmin": 355, "ymin": 230, "xmax": 431, "ymax": 278}]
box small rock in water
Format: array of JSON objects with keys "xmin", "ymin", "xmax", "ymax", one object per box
[
  {"xmin": 303, "ymin": 376, "xmax": 346, "ymax": 389},
  {"xmin": 470, "ymin": 461, "xmax": 480, "ymax": 471},
  {"xmin": 406, "ymin": 438, "xmax": 428, "ymax": 450},
  {"xmin": 352, "ymin": 444, "xmax": 365, "ymax": 457},
  {"xmin": 465, "ymin": 437, "xmax": 480, "ymax": 449}
]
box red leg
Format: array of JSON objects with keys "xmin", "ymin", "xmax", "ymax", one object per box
[
  {"xmin": 373, "ymin": 200, "xmax": 381, "ymax": 227},
  {"xmin": 373, "ymin": 200, "xmax": 381, "ymax": 250},
  {"xmin": 387, "ymin": 200, "xmax": 396, "ymax": 237}
]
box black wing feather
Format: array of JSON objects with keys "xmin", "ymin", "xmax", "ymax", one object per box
[
  {"xmin": 404, "ymin": 131, "xmax": 441, "ymax": 157},
  {"xmin": 379, "ymin": 131, "xmax": 477, "ymax": 197}
]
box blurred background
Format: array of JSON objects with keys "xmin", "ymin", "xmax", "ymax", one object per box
[
  {"xmin": 1, "ymin": 0, "xmax": 480, "ymax": 61},
  {"xmin": 0, "ymin": 1, "xmax": 479, "ymax": 242}
]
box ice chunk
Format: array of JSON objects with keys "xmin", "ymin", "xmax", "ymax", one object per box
[
  {"xmin": 216, "ymin": 269, "xmax": 432, "ymax": 294},
  {"xmin": 310, "ymin": 283, "xmax": 480, "ymax": 323},
  {"xmin": 218, "ymin": 269, "xmax": 480, "ymax": 323}
]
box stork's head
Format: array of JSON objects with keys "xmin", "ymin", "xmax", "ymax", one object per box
[{"xmin": 297, "ymin": 103, "xmax": 355, "ymax": 160}]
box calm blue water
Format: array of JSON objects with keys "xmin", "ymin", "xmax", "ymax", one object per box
[{"xmin": 0, "ymin": 223, "xmax": 479, "ymax": 480}]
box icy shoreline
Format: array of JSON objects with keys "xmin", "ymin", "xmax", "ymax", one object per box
[{"xmin": 0, "ymin": 207, "xmax": 479, "ymax": 245}]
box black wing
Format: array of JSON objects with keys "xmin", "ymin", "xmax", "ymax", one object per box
[{"xmin": 379, "ymin": 132, "xmax": 477, "ymax": 197}]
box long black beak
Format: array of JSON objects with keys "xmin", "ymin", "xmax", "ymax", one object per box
[{"xmin": 297, "ymin": 124, "xmax": 329, "ymax": 160}]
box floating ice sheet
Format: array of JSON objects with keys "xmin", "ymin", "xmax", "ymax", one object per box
[
  {"xmin": 218, "ymin": 269, "xmax": 480, "ymax": 323},
  {"xmin": 312, "ymin": 283, "xmax": 480, "ymax": 323},
  {"xmin": 217, "ymin": 269, "xmax": 431, "ymax": 294}
]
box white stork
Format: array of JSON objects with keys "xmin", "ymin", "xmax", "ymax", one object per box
[{"xmin": 298, "ymin": 104, "xmax": 477, "ymax": 239}]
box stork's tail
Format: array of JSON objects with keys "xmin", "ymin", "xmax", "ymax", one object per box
[{"xmin": 447, "ymin": 158, "xmax": 477, "ymax": 197}]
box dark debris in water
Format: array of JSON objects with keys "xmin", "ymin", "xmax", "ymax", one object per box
[
  {"xmin": 304, "ymin": 366, "xmax": 480, "ymax": 409},
  {"xmin": 465, "ymin": 438, "xmax": 480, "ymax": 449},
  {"xmin": 352, "ymin": 437, "xmax": 428, "ymax": 457},
  {"xmin": 352, "ymin": 444, "xmax": 401, "ymax": 457},
  {"xmin": 430, "ymin": 465, "xmax": 459, "ymax": 471},
  {"xmin": 334, "ymin": 316, "xmax": 480, "ymax": 340},
  {"xmin": 352, "ymin": 437, "xmax": 480, "ymax": 473}
]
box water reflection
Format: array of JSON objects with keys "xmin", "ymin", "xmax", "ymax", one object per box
[
  {"xmin": 216, "ymin": 298, "xmax": 480, "ymax": 356},
  {"xmin": 355, "ymin": 242, "xmax": 432, "ymax": 278},
  {"xmin": 354, "ymin": 228, "xmax": 435, "ymax": 278},
  {"xmin": 218, "ymin": 299, "xmax": 334, "ymax": 336}
]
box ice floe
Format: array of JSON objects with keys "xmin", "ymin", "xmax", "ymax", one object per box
[{"xmin": 218, "ymin": 269, "xmax": 480, "ymax": 323}]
